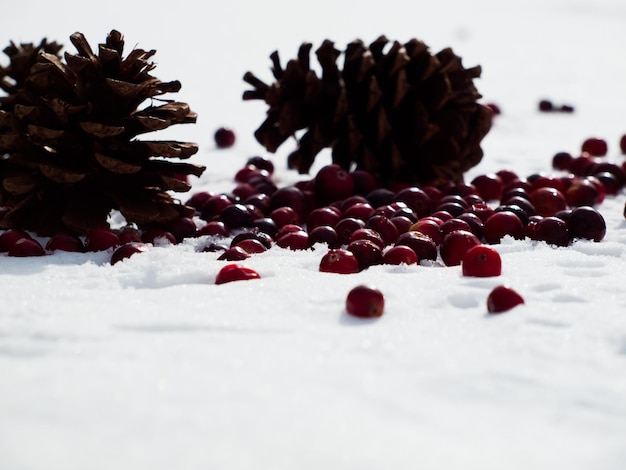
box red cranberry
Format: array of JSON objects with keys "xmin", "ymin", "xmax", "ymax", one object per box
[
  {"xmin": 382, "ymin": 245, "xmax": 418, "ymax": 265},
  {"xmin": 565, "ymin": 178, "xmax": 598, "ymax": 207},
  {"xmin": 163, "ymin": 216, "xmax": 197, "ymax": 242},
  {"xmin": 552, "ymin": 152, "xmax": 573, "ymax": 171},
  {"xmin": 347, "ymin": 239, "xmax": 383, "ymax": 270},
  {"xmin": 307, "ymin": 207, "xmax": 342, "ymax": 231},
  {"xmin": 335, "ymin": 217, "xmax": 366, "ymax": 246},
  {"xmin": 269, "ymin": 186, "xmax": 310, "ymax": 219},
  {"xmin": 483, "ymin": 211, "xmax": 525, "ymax": 244},
  {"xmin": 469, "ymin": 203, "xmax": 496, "ymax": 224},
  {"xmin": 214, "ymin": 127, "xmax": 236, "ymax": 148},
  {"xmin": 440, "ymin": 230, "xmax": 481, "ymax": 267},
  {"xmin": 343, "ymin": 202, "xmax": 374, "ymax": 221},
  {"xmin": 530, "ymin": 187, "xmax": 567, "ymax": 217},
  {"xmin": 141, "ymin": 229, "xmax": 177, "ymax": 246},
  {"xmin": 569, "ymin": 155, "xmax": 596, "ymax": 176},
  {"xmin": 394, "ymin": 187, "xmax": 432, "ymax": 218},
  {"xmin": 200, "ymin": 194, "xmax": 233, "ymax": 221},
  {"xmin": 409, "ymin": 219, "xmax": 442, "ymax": 246},
  {"xmin": 345, "ymin": 285, "xmax": 385, "ymax": 318},
  {"xmin": 434, "ymin": 201, "xmax": 466, "ymax": 217},
  {"xmin": 538, "ymin": 99, "xmax": 554, "ymax": 112},
  {"xmin": 533, "ymin": 216, "xmax": 571, "ymax": 247},
  {"xmin": 485, "ymin": 102, "xmax": 501, "ymax": 115},
  {"xmin": 46, "ymin": 232, "xmax": 85, "ymax": 253},
  {"xmin": 531, "ymin": 175, "xmax": 565, "ymax": 193},
  {"xmin": 390, "ymin": 216, "xmax": 414, "ymax": 235},
  {"xmin": 0, "ymin": 229, "xmax": 32, "ymax": 252},
  {"xmin": 365, "ymin": 215, "xmax": 399, "ymax": 246},
  {"xmin": 185, "ymin": 191, "xmax": 214, "ymax": 211},
  {"xmin": 308, "ymin": 225, "xmax": 340, "ymax": 248},
  {"xmin": 487, "ymin": 285, "xmax": 525, "ymax": 313},
  {"xmin": 431, "ymin": 210, "xmax": 454, "ymax": 222},
  {"xmin": 252, "ymin": 218, "xmax": 278, "ymax": 237},
  {"xmin": 350, "ymin": 170, "xmax": 378, "ymax": 195},
  {"xmin": 319, "ymin": 249, "xmax": 360, "ymax": 274},
  {"xmin": 215, "ymin": 264, "xmax": 261, "ymax": 284},
  {"xmin": 85, "ymin": 228, "xmax": 120, "ymax": 252},
  {"xmin": 246, "ymin": 156, "xmax": 274, "ymax": 174},
  {"xmin": 366, "ymin": 188, "xmax": 396, "ymax": 208},
  {"xmin": 440, "ymin": 218, "xmax": 472, "ymax": 237},
  {"xmin": 8, "ymin": 237, "xmax": 45, "ymax": 257},
  {"xmin": 220, "ymin": 204, "xmax": 254, "ymax": 229},
  {"xmin": 235, "ymin": 238, "xmax": 268, "ymax": 254},
  {"xmin": 198, "ymin": 221, "xmax": 230, "ymax": 238},
  {"xmin": 594, "ymin": 172, "xmax": 621, "ymax": 196},
  {"xmin": 581, "ymin": 137, "xmax": 608, "ymax": 156},
  {"xmin": 461, "ymin": 245, "xmax": 502, "ymax": 277},
  {"xmin": 620, "ymin": 134, "xmax": 626, "ymax": 154},
  {"xmin": 348, "ymin": 228, "xmax": 385, "ymax": 250},
  {"xmin": 471, "ymin": 173, "xmax": 503, "ymax": 201},
  {"xmin": 218, "ymin": 246, "xmax": 250, "ymax": 261},
  {"xmin": 110, "ymin": 243, "xmax": 148, "ymax": 265},
  {"xmin": 568, "ymin": 206, "xmax": 606, "ymax": 242},
  {"xmin": 276, "ymin": 230, "xmax": 309, "ymax": 250},
  {"xmin": 314, "ymin": 164, "xmax": 354, "ymax": 204},
  {"xmin": 270, "ymin": 206, "xmax": 301, "ymax": 228},
  {"xmin": 395, "ymin": 231, "xmax": 437, "ymax": 262},
  {"xmin": 495, "ymin": 169, "xmax": 519, "ymax": 185}
]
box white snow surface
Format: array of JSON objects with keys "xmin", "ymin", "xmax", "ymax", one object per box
[{"xmin": 2, "ymin": 1, "xmax": 626, "ymax": 469}]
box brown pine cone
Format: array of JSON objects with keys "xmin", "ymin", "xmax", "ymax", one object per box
[
  {"xmin": 0, "ymin": 30, "xmax": 204, "ymax": 235},
  {"xmin": 243, "ymin": 36, "xmax": 492, "ymax": 187}
]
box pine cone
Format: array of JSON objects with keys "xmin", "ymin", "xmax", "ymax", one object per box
[
  {"xmin": 243, "ymin": 36, "xmax": 492, "ymax": 187},
  {"xmin": 0, "ymin": 30, "xmax": 204, "ymax": 235}
]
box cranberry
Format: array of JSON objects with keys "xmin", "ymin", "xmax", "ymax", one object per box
[
  {"xmin": 487, "ymin": 285, "xmax": 525, "ymax": 313},
  {"xmin": 366, "ymin": 188, "xmax": 396, "ymax": 208},
  {"xmin": 270, "ymin": 206, "xmax": 301, "ymax": 228},
  {"xmin": 581, "ymin": 137, "xmax": 608, "ymax": 157},
  {"xmin": 495, "ymin": 169, "xmax": 519, "ymax": 185},
  {"xmin": 483, "ymin": 211, "xmax": 525, "ymax": 244},
  {"xmin": 246, "ymin": 155, "xmax": 275, "ymax": 174},
  {"xmin": 494, "ymin": 204, "xmax": 531, "ymax": 226},
  {"xmin": 307, "ymin": 207, "xmax": 342, "ymax": 232},
  {"xmin": 198, "ymin": 221, "xmax": 230, "ymax": 238},
  {"xmin": 308, "ymin": 225, "xmax": 340, "ymax": 248},
  {"xmin": 269, "ymin": 186, "xmax": 310, "ymax": 219},
  {"xmin": 469, "ymin": 203, "xmax": 496, "ymax": 224},
  {"xmin": 382, "ymin": 245, "xmax": 418, "ymax": 265},
  {"xmin": 141, "ymin": 229, "xmax": 177, "ymax": 246},
  {"xmin": 220, "ymin": 204, "xmax": 254, "ymax": 229},
  {"xmin": 185, "ymin": 191, "xmax": 214, "ymax": 211},
  {"xmin": 620, "ymin": 134, "xmax": 626, "ymax": 154},
  {"xmin": 594, "ymin": 172, "xmax": 621, "ymax": 196},
  {"xmin": 85, "ymin": 228, "xmax": 120, "ymax": 252},
  {"xmin": 8, "ymin": 238, "xmax": 45, "ymax": 257},
  {"xmin": 533, "ymin": 216, "xmax": 571, "ymax": 247},
  {"xmin": 538, "ymin": 99, "xmax": 554, "ymax": 112},
  {"xmin": 440, "ymin": 230, "xmax": 481, "ymax": 266},
  {"xmin": 335, "ymin": 218, "xmax": 366, "ymax": 246},
  {"xmin": 530, "ymin": 187, "xmax": 567, "ymax": 217},
  {"xmin": 394, "ymin": 187, "xmax": 432, "ymax": 218},
  {"xmin": 390, "ymin": 216, "xmax": 414, "ymax": 235},
  {"xmin": 235, "ymin": 238, "xmax": 269, "ymax": 254},
  {"xmin": 118, "ymin": 228, "xmax": 142, "ymax": 244},
  {"xmin": 319, "ymin": 249, "xmax": 360, "ymax": 274},
  {"xmin": 461, "ymin": 245, "xmax": 502, "ymax": 277},
  {"xmin": 110, "ymin": 243, "xmax": 148, "ymax": 265},
  {"xmin": 457, "ymin": 212, "xmax": 484, "ymax": 239},
  {"xmin": 440, "ymin": 218, "xmax": 472, "ymax": 237},
  {"xmin": 163, "ymin": 216, "xmax": 197, "ymax": 242},
  {"xmin": 568, "ymin": 206, "xmax": 606, "ymax": 242},
  {"xmin": 350, "ymin": 170, "xmax": 378, "ymax": 195},
  {"xmin": 531, "ymin": 175, "xmax": 565, "ymax": 193},
  {"xmin": 347, "ymin": 239, "xmax": 383, "ymax": 270},
  {"xmin": 214, "ymin": 127, "xmax": 236, "ymax": 148},
  {"xmin": 345, "ymin": 285, "xmax": 385, "ymax": 318},
  {"xmin": 215, "ymin": 264, "xmax": 261, "ymax": 284},
  {"xmin": 365, "ymin": 215, "xmax": 399, "ymax": 246},
  {"xmin": 569, "ymin": 155, "xmax": 596, "ymax": 176},
  {"xmin": 218, "ymin": 246, "xmax": 250, "ymax": 261},
  {"xmin": 252, "ymin": 218, "xmax": 278, "ymax": 237},
  {"xmin": 484, "ymin": 102, "xmax": 501, "ymax": 115},
  {"xmin": 343, "ymin": 202, "xmax": 374, "ymax": 221},
  {"xmin": 471, "ymin": 173, "xmax": 503, "ymax": 201},
  {"xmin": 409, "ymin": 219, "xmax": 442, "ymax": 246},
  {"xmin": 0, "ymin": 229, "xmax": 32, "ymax": 252},
  {"xmin": 200, "ymin": 194, "xmax": 233, "ymax": 221},
  {"xmin": 434, "ymin": 201, "xmax": 466, "ymax": 217},
  {"xmin": 276, "ymin": 230, "xmax": 309, "ymax": 250},
  {"xmin": 314, "ymin": 164, "xmax": 354, "ymax": 204},
  {"xmin": 565, "ymin": 178, "xmax": 598, "ymax": 207},
  {"xmin": 348, "ymin": 228, "xmax": 385, "ymax": 250},
  {"xmin": 395, "ymin": 231, "xmax": 437, "ymax": 262},
  {"xmin": 552, "ymin": 152, "xmax": 573, "ymax": 171},
  {"xmin": 232, "ymin": 183, "xmax": 259, "ymax": 200},
  {"xmin": 46, "ymin": 232, "xmax": 85, "ymax": 252}
]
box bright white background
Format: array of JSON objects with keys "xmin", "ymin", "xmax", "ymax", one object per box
[{"xmin": 1, "ymin": 1, "xmax": 626, "ymax": 469}]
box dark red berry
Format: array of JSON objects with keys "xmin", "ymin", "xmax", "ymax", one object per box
[
  {"xmin": 620, "ymin": 134, "xmax": 626, "ymax": 155},
  {"xmin": 0, "ymin": 229, "xmax": 32, "ymax": 252},
  {"xmin": 235, "ymin": 238, "xmax": 268, "ymax": 254},
  {"xmin": 308, "ymin": 225, "xmax": 340, "ymax": 248},
  {"xmin": 276, "ymin": 230, "xmax": 309, "ymax": 251},
  {"xmin": 85, "ymin": 228, "xmax": 120, "ymax": 252},
  {"xmin": 198, "ymin": 221, "xmax": 230, "ymax": 238},
  {"xmin": 581, "ymin": 137, "xmax": 608, "ymax": 157},
  {"xmin": 383, "ymin": 245, "xmax": 418, "ymax": 265},
  {"xmin": 185, "ymin": 191, "xmax": 214, "ymax": 211},
  {"xmin": 440, "ymin": 218, "xmax": 472, "ymax": 237},
  {"xmin": 270, "ymin": 206, "xmax": 301, "ymax": 228},
  {"xmin": 215, "ymin": 264, "xmax": 261, "ymax": 284},
  {"xmin": 343, "ymin": 202, "xmax": 374, "ymax": 221},
  {"xmin": 347, "ymin": 239, "xmax": 383, "ymax": 270},
  {"xmin": 246, "ymin": 156, "xmax": 275, "ymax": 174},
  {"xmin": 461, "ymin": 245, "xmax": 502, "ymax": 277},
  {"xmin": 217, "ymin": 246, "xmax": 250, "ymax": 261},
  {"xmin": 269, "ymin": 186, "xmax": 310, "ymax": 219},
  {"xmin": 46, "ymin": 233, "xmax": 85, "ymax": 252},
  {"xmin": 409, "ymin": 219, "xmax": 442, "ymax": 246},
  {"xmin": 487, "ymin": 285, "xmax": 525, "ymax": 313},
  {"xmin": 530, "ymin": 187, "xmax": 567, "ymax": 217},
  {"xmin": 483, "ymin": 211, "xmax": 525, "ymax": 244},
  {"xmin": 395, "ymin": 231, "xmax": 437, "ymax": 262},
  {"xmin": 314, "ymin": 164, "xmax": 354, "ymax": 204},
  {"xmin": 163, "ymin": 216, "xmax": 197, "ymax": 242},
  {"xmin": 345, "ymin": 285, "xmax": 385, "ymax": 318},
  {"xmin": 565, "ymin": 178, "xmax": 598, "ymax": 207},
  {"xmin": 568, "ymin": 206, "xmax": 606, "ymax": 242},
  {"xmin": 365, "ymin": 215, "xmax": 399, "ymax": 246},
  {"xmin": 394, "ymin": 187, "xmax": 432, "ymax": 218},
  {"xmin": 471, "ymin": 173, "xmax": 503, "ymax": 201},
  {"xmin": 110, "ymin": 243, "xmax": 148, "ymax": 265},
  {"xmin": 334, "ymin": 217, "xmax": 366, "ymax": 246},
  {"xmin": 141, "ymin": 229, "xmax": 177, "ymax": 246},
  {"xmin": 319, "ymin": 249, "xmax": 360, "ymax": 274},
  {"xmin": 214, "ymin": 127, "xmax": 236, "ymax": 148},
  {"xmin": 440, "ymin": 230, "xmax": 481, "ymax": 267},
  {"xmin": 533, "ymin": 216, "xmax": 571, "ymax": 247},
  {"xmin": 8, "ymin": 238, "xmax": 45, "ymax": 257},
  {"xmin": 538, "ymin": 99, "xmax": 553, "ymax": 112},
  {"xmin": 350, "ymin": 170, "xmax": 378, "ymax": 195},
  {"xmin": 552, "ymin": 152, "xmax": 573, "ymax": 171},
  {"xmin": 348, "ymin": 228, "xmax": 385, "ymax": 250}
]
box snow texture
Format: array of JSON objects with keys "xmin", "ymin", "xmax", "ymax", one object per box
[{"xmin": 1, "ymin": 1, "xmax": 626, "ymax": 469}]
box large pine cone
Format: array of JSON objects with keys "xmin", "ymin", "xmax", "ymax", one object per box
[
  {"xmin": 0, "ymin": 30, "xmax": 204, "ymax": 235},
  {"xmin": 243, "ymin": 36, "xmax": 492, "ymax": 187}
]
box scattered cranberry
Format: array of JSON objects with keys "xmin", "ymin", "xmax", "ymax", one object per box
[
  {"xmin": 85, "ymin": 228, "xmax": 120, "ymax": 252},
  {"xmin": 484, "ymin": 102, "xmax": 501, "ymax": 116},
  {"xmin": 276, "ymin": 230, "xmax": 309, "ymax": 250},
  {"xmin": 215, "ymin": 264, "xmax": 261, "ymax": 284},
  {"xmin": 568, "ymin": 206, "xmax": 606, "ymax": 242},
  {"xmin": 348, "ymin": 228, "xmax": 385, "ymax": 250},
  {"xmin": 198, "ymin": 221, "xmax": 230, "ymax": 238},
  {"xmin": 163, "ymin": 216, "xmax": 197, "ymax": 242},
  {"xmin": 533, "ymin": 216, "xmax": 571, "ymax": 247},
  {"xmin": 483, "ymin": 211, "xmax": 525, "ymax": 244},
  {"xmin": 214, "ymin": 127, "xmax": 236, "ymax": 148},
  {"xmin": 0, "ymin": 229, "xmax": 32, "ymax": 252},
  {"xmin": 552, "ymin": 152, "xmax": 573, "ymax": 171},
  {"xmin": 235, "ymin": 238, "xmax": 269, "ymax": 254},
  {"xmin": 581, "ymin": 137, "xmax": 608, "ymax": 157},
  {"xmin": 530, "ymin": 187, "xmax": 567, "ymax": 217},
  {"xmin": 365, "ymin": 215, "xmax": 398, "ymax": 246},
  {"xmin": 395, "ymin": 231, "xmax": 437, "ymax": 262},
  {"xmin": 461, "ymin": 245, "xmax": 501, "ymax": 277},
  {"xmin": 382, "ymin": 245, "xmax": 418, "ymax": 265},
  {"xmin": 270, "ymin": 206, "xmax": 301, "ymax": 228},
  {"xmin": 347, "ymin": 239, "xmax": 383, "ymax": 270},
  {"xmin": 471, "ymin": 173, "xmax": 503, "ymax": 201},
  {"xmin": 8, "ymin": 237, "xmax": 45, "ymax": 257},
  {"xmin": 538, "ymin": 100, "xmax": 554, "ymax": 112},
  {"xmin": 440, "ymin": 230, "xmax": 481, "ymax": 266},
  {"xmin": 110, "ymin": 243, "xmax": 148, "ymax": 265},
  {"xmin": 335, "ymin": 217, "xmax": 366, "ymax": 246},
  {"xmin": 620, "ymin": 134, "xmax": 626, "ymax": 155},
  {"xmin": 345, "ymin": 285, "xmax": 385, "ymax": 318},
  {"xmin": 565, "ymin": 178, "xmax": 598, "ymax": 207},
  {"xmin": 315, "ymin": 164, "xmax": 354, "ymax": 204},
  {"xmin": 217, "ymin": 246, "xmax": 250, "ymax": 261},
  {"xmin": 46, "ymin": 232, "xmax": 85, "ymax": 252},
  {"xmin": 487, "ymin": 285, "xmax": 525, "ymax": 314},
  {"xmin": 319, "ymin": 249, "xmax": 360, "ymax": 274},
  {"xmin": 394, "ymin": 187, "xmax": 432, "ymax": 218},
  {"xmin": 141, "ymin": 229, "xmax": 177, "ymax": 246}
]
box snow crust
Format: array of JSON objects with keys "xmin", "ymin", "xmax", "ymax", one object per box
[{"xmin": 1, "ymin": 1, "xmax": 626, "ymax": 468}]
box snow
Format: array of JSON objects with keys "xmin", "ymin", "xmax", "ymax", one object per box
[{"xmin": 1, "ymin": 0, "xmax": 626, "ymax": 468}]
